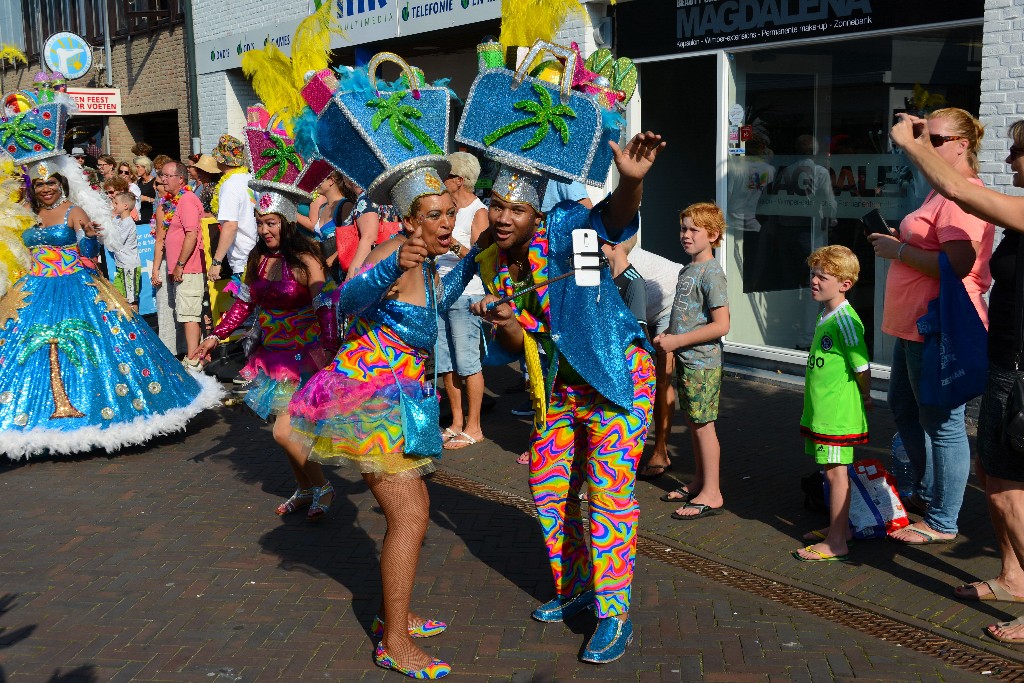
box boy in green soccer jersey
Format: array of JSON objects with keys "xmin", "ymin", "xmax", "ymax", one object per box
[{"xmin": 794, "ymin": 245, "xmax": 872, "ymax": 562}]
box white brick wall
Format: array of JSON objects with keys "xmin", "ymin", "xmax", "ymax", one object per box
[
  {"xmin": 198, "ymin": 70, "xmax": 259, "ymax": 153},
  {"xmin": 980, "ymin": 0, "xmax": 1024, "ymax": 195},
  {"xmin": 193, "ymin": 0, "xmax": 309, "ymax": 43}
]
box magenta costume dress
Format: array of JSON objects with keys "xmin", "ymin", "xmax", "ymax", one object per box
[
  {"xmin": 289, "ymin": 248, "xmax": 478, "ymax": 477},
  {"xmin": 212, "ymin": 255, "xmax": 329, "ymax": 419}
]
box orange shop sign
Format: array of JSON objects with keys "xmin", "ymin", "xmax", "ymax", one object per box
[{"xmin": 66, "ymin": 87, "xmax": 122, "ymax": 115}]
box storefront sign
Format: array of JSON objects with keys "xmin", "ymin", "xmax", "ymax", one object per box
[
  {"xmin": 618, "ymin": 0, "xmax": 984, "ymax": 59},
  {"xmin": 196, "ymin": 20, "xmax": 297, "ymax": 75},
  {"xmin": 43, "ymin": 32, "xmax": 92, "ymax": 80},
  {"xmin": 397, "ymin": 0, "xmax": 500, "ymax": 38},
  {"xmin": 66, "ymin": 88, "xmax": 122, "ymax": 115}
]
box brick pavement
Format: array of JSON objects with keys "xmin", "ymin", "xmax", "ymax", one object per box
[{"xmin": 0, "ymin": 369, "xmax": 998, "ymax": 681}]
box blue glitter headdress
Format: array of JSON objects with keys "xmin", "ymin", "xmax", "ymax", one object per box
[
  {"xmin": 0, "ymin": 85, "xmax": 73, "ymax": 166},
  {"xmin": 300, "ymin": 52, "xmax": 451, "ymax": 193},
  {"xmin": 456, "ymin": 40, "xmax": 634, "ymax": 188}
]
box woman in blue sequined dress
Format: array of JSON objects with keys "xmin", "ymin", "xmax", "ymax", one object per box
[{"xmin": 0, "ymin": 165, "xmax": 223, "ymax": 460}]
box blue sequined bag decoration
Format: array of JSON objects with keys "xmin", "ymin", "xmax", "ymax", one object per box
[
  {"xmin": 302, "ymin": 52, "xmax": 451, "ymax": 192},
  {"xmin": 370, "ymin": 263, "xmax": 442, "ymax": 458},
  {"xmin": 456, "ymin": 41, "xmax": 621, "ymax": 187}
]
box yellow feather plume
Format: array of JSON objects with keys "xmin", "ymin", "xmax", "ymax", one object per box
[
  {"xmin": 241, "ymin": 1, "xmax": 342, "ymax": 135},
  {"xmin": 500, "ymin": 0, "xmax": 582, "ymax": 53},
  {"xmin": 0, "ymin": 154, "xmax": 37, "ymax": 297},
  {"xmin": 0, "ymin": 44, "xmax": 27, "ymax": 67},
  {"xmin": 292, "ymin": 0, "xmax": 342, "ymax": 80},
  {"xmin": 242, "ymin": 43, "xmax": 305, "ymax": 134}
]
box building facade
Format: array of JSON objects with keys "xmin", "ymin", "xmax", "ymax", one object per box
[
  {"xmin": 0, "ymin": 1, "xmax": 191, "ymax": 163},
  {"xmin": 615, "ymin": 0, "xmax": 993, "ymax": 376}
]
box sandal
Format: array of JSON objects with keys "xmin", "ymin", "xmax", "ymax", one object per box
[
  {"xmin": 441, "ymin": 427, "xmax": 458, "ymax": 442},
  {"xmin": 660, "ymin": 486, "xmax": 692, "ymax": 503},
  {"xmin": 276, "ymin": 487, "xmax": 316, "ymax": 516},
  {"xmin": 986, "ymin": 615, "xmax": 1024, "ymax": 644},
  {"xmin": 516, "ymin": 451, "xmax": 530, "ymax": 465},
  {"xmin": 443, "ymin": 432, "xmax": 482, "ymax": 450},
  {"xmin": 307, "ymin": 482, "xmax": 335, "ymax": 521},
  {"xmin": 954, "ymin": 579, "xmax": 1024, "ymax": 603},
  {"xmin": 638, "ymin": 462, "xmax": 672, "ymax": 480}
]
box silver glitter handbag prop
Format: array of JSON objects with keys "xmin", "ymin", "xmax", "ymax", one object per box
[{"xmin": 455, "ymin": 40, "xmax": 624, "ymax": 187}]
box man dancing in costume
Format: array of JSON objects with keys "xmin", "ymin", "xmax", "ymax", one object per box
[{"xmin": 471, "ymin": 130, "xmax": 665, "ymax": 662}]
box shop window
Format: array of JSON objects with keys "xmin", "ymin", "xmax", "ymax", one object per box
[{"xmin": 724, "ymin": 26, "xmax": 981, "ymax": 366}]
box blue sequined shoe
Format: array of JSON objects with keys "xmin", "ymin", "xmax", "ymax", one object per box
[
  {"xmin": 531, "ymin": 590, "xmax": 595, "ymax": 622},
  {"xmin": 580, "ymin": 616, "xmax": 633, "ymax": 664},
  {"xmin": 370, "ymin": 615, "xmax": 447, "ymax": 639},
  {"xmin": 373, "ymin": 642, "xmax": 451, "ymax": 679}
]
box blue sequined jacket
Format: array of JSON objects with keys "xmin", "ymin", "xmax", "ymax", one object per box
[{"xmin": 483, "ymin": 198, "xmax": 653, "ymax": 411}]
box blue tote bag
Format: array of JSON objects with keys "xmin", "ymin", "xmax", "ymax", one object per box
[{"xmin": 916, "ymin": 252, "xmax": 988, "ymax": 408}]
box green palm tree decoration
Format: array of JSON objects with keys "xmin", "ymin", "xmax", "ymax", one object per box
[
  {"xmin": 366, "ymin": 91, "xmax": 443, "ymax": 155},
  {"xmin": 0, "ymin": 112, "xmax": 56, "ymax": 153},
  {"xmin": 16, "ymin": 319, "xmax": 100, "ymax": 419},
  {"xmin": 483, "ymin": 82, "xmax": 577, "ymax": 151},
  {"xmin": 256, "ymin": 136, "xmax": 304, "ymax": 182}
]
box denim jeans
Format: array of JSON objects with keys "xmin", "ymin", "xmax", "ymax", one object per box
[
  {"xmin": 436, "ymin": 294, "xmax": 484, "ymax": 376},
  {"xmin": 887, "ymin": 338, "xmax": 970, "ymax": 534}
]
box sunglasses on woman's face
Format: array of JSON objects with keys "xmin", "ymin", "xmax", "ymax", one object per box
[
  {"xmin": 119, "ymin": 170, "xmax": 131, "ymax": 175},
  {"xmin": 929, "ymin": 134, "xmax": 965, "ymax": 147}
]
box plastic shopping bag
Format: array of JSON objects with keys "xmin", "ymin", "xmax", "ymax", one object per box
[{"xmin": 823, "ymin": 459, "xmax": 910, "ymax": 540}]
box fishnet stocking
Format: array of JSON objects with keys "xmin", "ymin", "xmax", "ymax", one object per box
[{"xmin": 365, "ymin": 472, "xmax": 433, "ymax": 670}]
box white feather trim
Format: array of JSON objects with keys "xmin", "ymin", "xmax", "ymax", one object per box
[
  {"xmin": 2, "ymin": 372, "xmax": 226, "ymax": 460},
  {"xmin": 48, "ymin": 153, "xmax": 125, "ymax": 257}
]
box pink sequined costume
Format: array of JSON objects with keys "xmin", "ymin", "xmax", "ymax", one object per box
[{"xmin": 212, "ymin": 255, "xmax": 336, "ymax": 419}]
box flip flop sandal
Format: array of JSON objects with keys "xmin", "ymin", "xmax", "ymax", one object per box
[
  {"xmin": 638, "ymin": 463, "xmax": 672, "ymax": 480},
  {"xmin": 954, "ymin": 579, "xmax": 1024, "ymax": 603},
  {"xmin": 890, "ymin": 526, "xmax": 958, "ymax": 545},
  {"xmin": 670, "ymin": 503, "xmax": 721, "ymax": 520},
  {"xmin": 441, "ymin": 427, "xmax": 458, "ymax": 442},
  {"xmin": 792, "ymin": 545, "xmax": 849, "ymax": 562},
  {"xmin": 986, "ymin": 615, "xmax": 1024, "ymax": 644},
  {"xmin": 802, "ymin": 528, "xmax": 855, "ymax": 545},
  {"xmin": 516, "ymin": 451, "xmax": 530, "ymax": 465},
  {"xmin": 660, "ymin": 486, "xmax": 692, "ymax": 503},
  {"xmin": 443, "ymin": 432, "xmax": 481, "ymax": 450}
]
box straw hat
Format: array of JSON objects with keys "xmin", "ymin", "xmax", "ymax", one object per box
[{"xmin": 194, "ymin": 154, "xmax": 220, "ymax": 175}]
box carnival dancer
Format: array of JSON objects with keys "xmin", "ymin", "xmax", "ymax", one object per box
[
  {"xmin": 458, "ymin": 36, "xmax": 663, "ymax": 662},
  {"xmin": 0, "ymin": 86, "xmax": 222, "ymax": 460},
  {"xmin": 287, "ymin": 49, "xmax": 474, "ymax": 678},
  {"xmin": 190, "ymin": 107, "xmax": 338, "ymax": 519}
]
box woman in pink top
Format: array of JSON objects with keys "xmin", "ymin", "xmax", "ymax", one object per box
[{"xmin": 868, "ymin": 108, "xmax": 995, "ymax": 545}]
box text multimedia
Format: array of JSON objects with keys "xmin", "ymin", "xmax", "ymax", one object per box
[{"xmin": 678, "ymin": 0, "xmax": 872, "ymax": 38}]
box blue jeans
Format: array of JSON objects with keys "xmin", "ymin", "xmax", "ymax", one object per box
[
  {"xmin": 436, "ymin": 294, "xmax": 484, "ymax": 376},
  {"xmin": 887, "ymin": 338, "xmax": 970, "ymax": 535}
]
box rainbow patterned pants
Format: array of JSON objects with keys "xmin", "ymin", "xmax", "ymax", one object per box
[{"xmin": 528, "ymin": 345, "xmax": 655, "ymax": 618}]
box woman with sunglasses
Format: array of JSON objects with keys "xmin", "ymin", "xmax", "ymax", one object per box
[
  {"xmin": 891, "ymin": 116, "xmax": 1024, "ymax": 643},
  {"xmin": 867, "ymin": 107, "xmax": 995, "ymax": 546},
  {"xmin": 117, "ymin": 162, "xmax": 142, "ymax": 216}
]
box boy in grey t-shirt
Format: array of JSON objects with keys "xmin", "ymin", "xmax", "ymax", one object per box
[{"xmin": 653, "ymin": 203, "xmax": 730, "ymax": 521}]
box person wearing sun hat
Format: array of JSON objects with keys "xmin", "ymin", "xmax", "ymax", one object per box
[
  {"xmin": 208, "ymin": 133, "xmax": 256, "ymax": 292},
  {"xmin": 458, "ymin": 37, "xmax": 665, "ymax": 663}
]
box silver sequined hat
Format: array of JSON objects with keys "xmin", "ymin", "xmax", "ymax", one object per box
[
  {"xmin": 368, "ymin": 155, "xmax": 451, "ymax": 218},
  {"xmin": 491, "ymin": 163, "xmax": 549, "ymax": 214},
  {"xmin": 251, "ymin": 186, "xmax": 308, "ymax": 224}
]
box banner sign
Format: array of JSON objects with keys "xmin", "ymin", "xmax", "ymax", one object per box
[
  {"xmin": 66, "ymin": 88, "xmax": 122, "ymax": 115},
  {"xmin": 617, "ymin": 0, "xmax": 984, "ymax": 59},
  {"xmin": 396, "ymin": 0, "xmax": 500, "ymax": 38}
]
